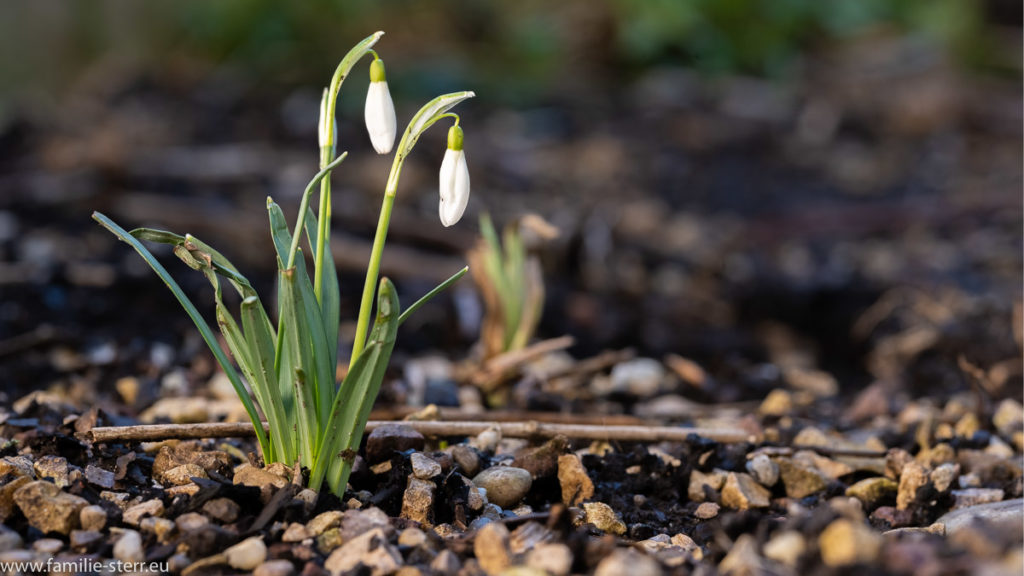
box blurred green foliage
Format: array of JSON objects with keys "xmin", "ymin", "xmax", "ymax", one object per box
[
  {"xmin": 611, "ymin": 0, "xmax": 992, "ymax": 75},
  {"xmin": 0, "ymin": 0, "xmax": 1007, "ymax": 107}
]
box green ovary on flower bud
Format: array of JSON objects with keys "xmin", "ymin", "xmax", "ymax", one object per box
[
  {"xmin": 447, "ymin": 124, "xmax": 464, "ymax": 151},
  {"xmin": 364, "ymin": 59, "xmax": 396, "ymax": 154},
  {"xmin": 439, "ymin": 125, "xmax": 469, "ymax": 227}
]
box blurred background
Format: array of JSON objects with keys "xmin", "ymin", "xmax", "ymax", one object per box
[{"xmin": 0, "ymin": 1, "xmax": 1020, "ymax": 408}]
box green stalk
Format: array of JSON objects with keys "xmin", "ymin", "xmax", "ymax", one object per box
[
  {"xmin": 349, "ymin": 91, "xmax": 475, "ymax": 368},
  {"xmin": 285, "ymin": 153, "xmax": 348, "ymax": 270},
  {"xmin": 314, "ymin": 31, "xmax": 384, "ymax": 303}
]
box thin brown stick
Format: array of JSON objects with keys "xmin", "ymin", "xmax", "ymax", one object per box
[
  {"xmin": 87, "ymin": 420, "xmax": 753, "ymax": 444},
  {"xmin": 473, "ymin": 335, "xmax": 577, "ymax": 390},
  {"xmin": 368, "ymin": 407, "xmax": 649, "ymax": 426}
]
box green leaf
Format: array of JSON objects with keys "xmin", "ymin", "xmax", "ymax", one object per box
[
  {"xmin": 214, "ymin": 301, "xmax": 278, "ymax": 463},
  {"xmin": 129, "ymin": 228, "xmax": 186, "ymax": 245},
  {"xmin": 278, "ymin": 265, "xmax": 319, "ymax": 464},
  {"xmin": 133, "ymin": 227, "xmax": 257, "ymax": 299},
  {"xmin": 184, "ymin": 234, "xmax": 256, "ymax": 297},
  {"xmin": 242, "ymin": 296, "xmax": 294, "ymax": 464},
  {"xmin": 310, "ymin": 278, "xmax": 400, "ymax": 494},
  {"xmin": 93, "ymin": 211, "xmax": 272, "ymax": 461},
  {"xmin": 267, "ymin": 198, "xmax": 293, "ymax": 269},
  {"xmin": 397, "ymin": 266, "xmax": 469, "ymax": 326},
  {"xmin": 304, "ymin": 206, "xmax": 340, "ymax": 381},
  {"xmin": 502, "ymin": 225, "xmax": 526, "ymax": 348},
  {"xmin": 270, "ymin": 199, "xmax": 335, "ymax": 428}
]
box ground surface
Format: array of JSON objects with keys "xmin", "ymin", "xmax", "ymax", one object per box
[{"xmin": 0, "ymin": 34, "xmax": 1021, "ymax": 576}]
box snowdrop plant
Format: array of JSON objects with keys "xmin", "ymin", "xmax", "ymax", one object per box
[{"xmin": 93, "ymin": 31, "xmax": 474, "ymax": 496}]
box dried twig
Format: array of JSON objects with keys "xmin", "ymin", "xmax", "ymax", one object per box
[
  {"xmin": 472, "ymin": 335, "xmax": 576, "ymax": 390},
  {"xmin": 88, "ymin": 420, "xmax": 753, "ymax": 444},
  {"xmin": 368, "ymin": 407, "xmax": 649, "ymax": 426}
]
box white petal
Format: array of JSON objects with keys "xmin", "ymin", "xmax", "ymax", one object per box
[
  {"xmin": 364, "ymin": 81, "xmax": 396, "ymax": 154},
  {"xmin": 439, "ymin": 149, "xmax": 470, "ymax": 227}
]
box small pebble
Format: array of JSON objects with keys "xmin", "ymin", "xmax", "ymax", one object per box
[
  {"xmin": 474, "ymin": 522, "xmax": 511, "ymax": 575},
  {"xmin": 746, "ymin": 454, "xmax": 779, "ymax": 487},
  {"xmin": 308, "ymin": 510, "xmax": 344, "ymax": 535},
  {"xmin": 819, "ymin": 518, "xmax": 882, "ymax": 567},
  {"xmin": 324, "ymin": 528, "xmax": 402, "ymax": 575},
  {"xmin": 694, "ymin": 502, "xmax": 720, "ymax": 519},
  {"xmin": 140, "ymin": 516, "xmax": 175, "ymax": 543},
  {"xmin": 84, "ymin": 465, "xmax": 116, "ymax": 489},
  {"xmin": 398, "ymin": 527, "xmax": 427, "ymax": 548},
  {"xmin": 282, "ymin": 522, "xmax": 313, "ymax": 542},
  {"xmin": 33, "ymin": 538, "xmax": 63, "ymax": 555},
  {"xmin": 254, "ymin": 560, "xmax": 296, "ymax": 576},
  {"xmin": 401, "ymin": 477, "xmax": 435, "ymax": 526},
  {"xmin": 365, "ymin": 424, "xmax": 426, "ymax": 463},
  {"xmin": 846, "ymin": 477, "xmax": 898, "ymax": 508},
  {"xmin": 721, "ymin": 472, "xmax": 771, "ymax": 509},
  {"xmin": 410, "ymin": 453, "xmax": 442, "ymax": 479},
  {"xmin": 764, "ymin": 530, "xmax": 805, "ymax": 567},
  {"xmin": 69, "ymin": 530, "xmax": 102, "ymax": 550},
  {"xmin": 471, "ymin": 425, "xmax": 502, "ymax": 453},
  {"xmin": 473, "ymin": 467, "xmax": 532, "ymax": 508},
  {"xmin": 451, "ymin": 445, "xmax": 481, "ymax": 476},
  {"xmin": 952, "ymin": 488, "xmax": 1005, "ymax": 509},
  {"xmin": 123, "ymin": 499, "xmax": 164, "ymax": 526},
  {"xmin": 582, "ymin": 502, "xmax": 627, "ymax": 535},
  {"xmin": 526, "ymin": 543, "xmax": 573, "ymax": 576},
  {"xmin": 113, "ymin": 529, "xmax": 145, "ymax": 563},
  {"xmin": 225, "ymin": 536, "xmax": 267, "ymax": 570},
  {"xmin": 80, "ymin": 505, "xmax": 107, "ymax": 532},
  {"xmin": 594, "ymin": 548, "xmax": 661, "ymax": 576},
  {"xmin": 203, "ymin": 497, "xmax": 240, "ymax": 523},
  {"xmin": 175, "ymin": 512, "xmax": 210, "ymax": 532}
]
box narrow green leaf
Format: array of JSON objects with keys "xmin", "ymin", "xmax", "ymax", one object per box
[
  {"xmin": 241, "ymin": 296, "xmax": 294, "ymax": 464},
  {"xmin": 93, "ymin": 212, "xmax": 272, "ymax": 461},
  {"xmin": 397, "ymin": 266, "xmax": 469, "ymax": 326},
  {"xmin": 184, "ymin": 234, "xmax": 256, "ymax": 298},
  {"xmin": 310, "ymin": 278, "xmax": 400, "ymax": 494},
  {"xmin": 304, "ymin": 206, "xmax": 340, "ymax": 383},
  {"xmin": 502, "ymin": 226, "xmax": 526, "ymax": 348},
  {"xmin": 129, "ymin": 228, "xmax": 186, "ymax": 245},
  {"xmin": 214, "ymin": 302, "xmax": 277, "ymax": 463},
  {"xmin": 267, "ymin": 198, "xmax": 293, "ymax": 269},
  {"xmin": 279, "ymin": 266, "xmax": 318, "ymax": 464},
  {"xmin": 270, "ymin": 198, "xmax": 335, "ymax": 427},
  {"xmin": 268, "ymin": 198, "xmax": 298, "ymax": 419}
]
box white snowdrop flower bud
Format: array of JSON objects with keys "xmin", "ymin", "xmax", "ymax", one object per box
[
  {"xmin": 439, "ymin": 124, "xmax": 470, "ymax": 227},
  {"xmin": 364, "ymin": 58, "xmax": 396, "ymax": 154}
]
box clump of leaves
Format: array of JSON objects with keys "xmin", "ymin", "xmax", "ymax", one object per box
[
  {"xmin": 468, "ymin": 213, "xmax": 556, "ymax": 362},
  {"xmin": 93, "ymin": 31, "xmax": 474, "ymax": 496}
]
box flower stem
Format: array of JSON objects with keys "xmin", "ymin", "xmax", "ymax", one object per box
[
  {"xmin": 349, "ymin": 161, "xmax": 401, "ymax": 368},
  {"xmin": 313, "ymin": 145, "xmax": 333, "ymax": 302},
  {"xmin": 312, "ymin": 31, "xmax": 384, "ymax": 304}
]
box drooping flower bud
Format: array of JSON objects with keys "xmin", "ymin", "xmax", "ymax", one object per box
[
  {"xmin": 364, "ymin": 58, "xmax": 397, "ymax": 154},
  {"xmin": 439, "ymin": 124, "xmax": 469, "ymax": 227}
]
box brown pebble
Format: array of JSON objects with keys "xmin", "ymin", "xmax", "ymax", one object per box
[{"xmin": 694, "ymin": 502, "xmax": 720, "ymax": 519}]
